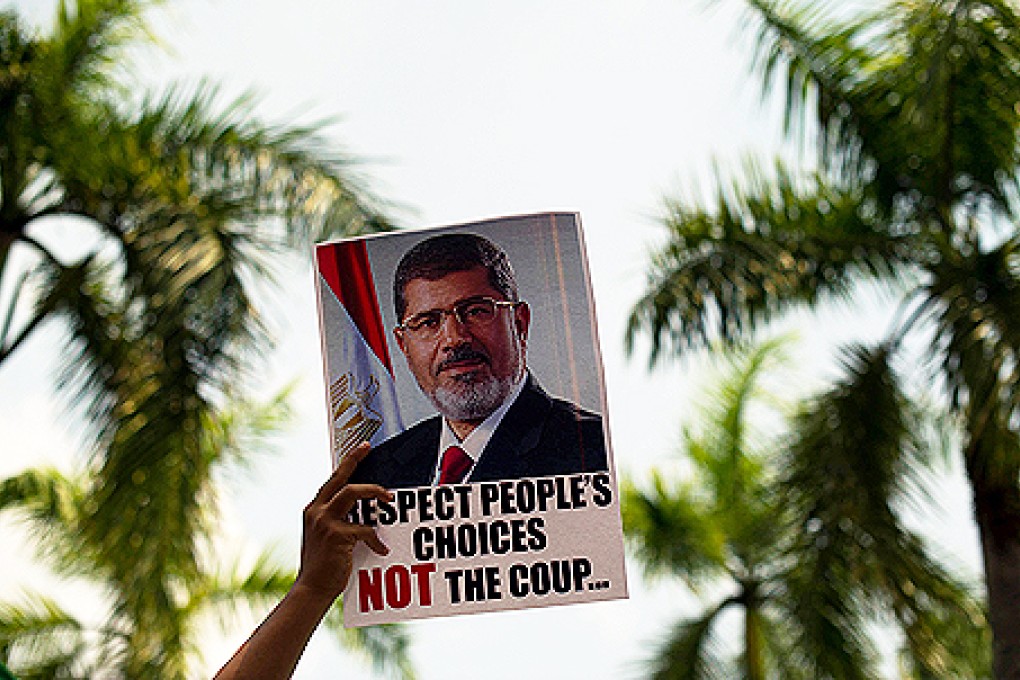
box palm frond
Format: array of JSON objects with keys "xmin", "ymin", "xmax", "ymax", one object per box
[
  {"xmin": 740, "ymin": 0, "xmax": 878, "ymax": 175},
  {"xmin": 776, "ymin": 344, "xmax": 907, "ymax": 679},
  {"xmin": 754, "ymin": 609, "xmax": 812, "ymax": 680},
  {"xmin": 0, "ymin": 593, "xmax": 91, "ymax": 679},
  {"xmin": 895, "ymin": 571, "xmax": 990, "ymax": 679},
  {"xmin": 680, "ymin": 338, "xmax": 793, "ymax": 568},
  {"xmin": 739, "ymin": 0, "xmax": 1020, "ymax": 217},
  {"xmin": 621, "ymin": 472, "xmax": 727, "ymax": 587},
  {"xmin": 782, "ymin": 342, "xmax": 941, "ymax": 582},
  {"xmin": 777, "ymin": 546, "xmax": 880, "ymax": 680},
  {"xmin": 860, "ymin": 0, "xmax": 1020, "ymax": 216},
  {"xmin": 0, "ymin": 467, "xmax": 82, "ymax": 523},
  {"xmin": 627, "ymin": 160, "xmax": 917, "ymax": 362},
  {"xmin": 121, "ymin": 81, "xmax": 393, "ymax": 245},
  {"xmin": 644, "ymin": 600, "xmax": 733, "ymax": 680},
  {"xmin": 0, "ymin": 11, "xmax": 43, "ymax": 238},
  {"xmin": 897, "ymin": 589, "xmax": 992, "ymax": 679},
  {"xmin": 0, "ymin": 468, "xmax": 104, "ymax": 580},
  {"xmin": 781, "ymin": 342, "xmax": 991, "ymax": 674},
  {"xmin": 322, "ymin": 606, "xmax": 416, "ymax": 680},
  {"xmin": 49, "ymin": 0, "xmax": 158, "ymax": 100},
  {"xmin": 187, "ymin": 550, "xmax": 295, "ymax": 628},
  {"xmin": 926, "ymin": 236, "xmax": 1020, "ymax": 486},
  {"xmin": 784, "ymin": 343, "xmax": 920, "ymax": 531},
  {"xmin": 203, "ymin": 385, "xmax": 294, "ymax": 474},
  {"xmin": 690, "ymin": 336, "xmax": 789, "ymax": 489}
]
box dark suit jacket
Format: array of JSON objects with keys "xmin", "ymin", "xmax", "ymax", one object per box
[{"xmin": 349, "ymin": 376, "xmax": 607, "ymax": 488}]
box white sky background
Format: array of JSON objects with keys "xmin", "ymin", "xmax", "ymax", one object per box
[{"xmin": 0, "ymin": 1, "xmax": 983, "ymax": 678}]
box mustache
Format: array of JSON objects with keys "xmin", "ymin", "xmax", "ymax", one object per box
[{"xmin": 435, "ymin": 345, "xmax": 490, "ymax": 375}]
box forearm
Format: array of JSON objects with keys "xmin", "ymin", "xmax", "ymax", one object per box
[
  {"xmin": 213, "ymin": 582, "xmax": 338, "ymax": 680},
  {"xmin": 214, "ymin": 444, "xmax": 388, "ymax": 679}
]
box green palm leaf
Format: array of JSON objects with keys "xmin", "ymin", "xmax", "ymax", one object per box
[
  {"xmin": 627, "ymin": 161, "xmax": 917, "ymax": 362},
  {"xmin": 625, "ymin": 336, "xmax": 990, "ymax": 675},
  {"xmin": 323, "ymin": 607, "xmax": 417, "ymax": 680},
  {"xmin": 623, "ymin": 472, "xmax": 727, "ymax": 587},
  {"xmin": 631, "ymin": 0, "xmax": 1017, "ymax": 671},
  {"xmin": 1, "ymin": 1, "xmax": 405, "ymax": 674},
  {"xmin": 645, "ymin": 600, "xmax": 732, "ymax": 680},
  {"xmin": 0, "ymin": 593, "xmax": 92, "ymax": 679}
]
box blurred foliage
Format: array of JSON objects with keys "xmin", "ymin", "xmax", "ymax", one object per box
[
  {"xmin": 0, "ymin": 1, "xmax": 408, "ymax": 677},
  {"xmin": 629, "ymin": 0, "xmax": 1020, "ymax": 675},
  {"xmin": 623, "ymin": 339, "xmax": 990, "ymax": 679},
  {"xmin": 0, "ymin": 392, "xmax": 413, "ymax": 678}
]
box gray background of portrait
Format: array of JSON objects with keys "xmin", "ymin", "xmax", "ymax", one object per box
[{"xmin": 354, "ymin": 213, "xmax": 604, "ymax": 429}]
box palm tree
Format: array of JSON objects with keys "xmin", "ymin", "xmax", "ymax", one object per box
[
  {"xmin": 623, "ymin": 339, "xmax": 989, "ymax": 679},
  {"xmin": 0, "ymin": 0, "xmax": 404, "ymax": 675},
  {"xmin": 627, "ymin": 0, "xmax": 1020, "ymax": 675},
  {"xmin": 0, "ymin": 394, "xmax": 413, "ymax": 678}
]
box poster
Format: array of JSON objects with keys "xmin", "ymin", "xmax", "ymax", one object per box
[{"xmin": 313, "ymin": 212, "xmax": 627, "ymax": 626}]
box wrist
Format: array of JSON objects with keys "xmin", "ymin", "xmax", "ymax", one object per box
[{"xmin": 290, "ymin": 576, "xmax": 344, "ymax": 611}]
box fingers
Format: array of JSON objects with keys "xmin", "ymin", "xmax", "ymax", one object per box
[
  {"xmin": 327, "ymin": 483, "xmax": 392, "ymax": 518},
  {"xmin": 349, "ymin": 524, "xmax": 390, "ymax": 556},
  {"xmin": 304, "ymin": 497, "xmax": 390, "ymax": 562},
  {"xmin": 307, "ymin": 444, "xmax": 393, "ymax": 558},
  {"xmin": 313, "ymin": 441, "xmax": 373, "ymax": 505},
  {"xmin": 324, "ymin": 484, "xmax": 391, "ymax": 555}
]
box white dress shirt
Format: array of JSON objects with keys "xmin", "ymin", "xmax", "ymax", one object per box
[{"xmin": 431, "ymin": 375, "xmax": 527, "ymax": 484}]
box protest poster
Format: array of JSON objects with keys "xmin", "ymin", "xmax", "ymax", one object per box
[{"xmin": 313, "ymin": 212, "xmax": 627, "ymax": 626}]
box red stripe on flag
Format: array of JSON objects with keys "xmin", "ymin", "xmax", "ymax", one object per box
[{"xmin": 316, "ymin": 241, "xmax": 394, "ymax": 375}]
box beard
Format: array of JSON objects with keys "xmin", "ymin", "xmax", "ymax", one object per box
[{"xmin": 429, "ymin": 371, "xmax": 517, "ymax": 421}]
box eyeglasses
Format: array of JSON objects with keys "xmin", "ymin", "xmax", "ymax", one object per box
[{"xmin": 397, "ymin": 296, "xmax": 520, "ymax": 341}]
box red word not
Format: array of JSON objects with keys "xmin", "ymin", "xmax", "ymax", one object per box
[{"xmin": 358, "ymin": 563, "xmax": 437, "ymax": 612}]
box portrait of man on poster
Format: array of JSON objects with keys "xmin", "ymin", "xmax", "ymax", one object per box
[{"xmin": 348, "ymin": 232, "xmax": 608, "ymax": 489}]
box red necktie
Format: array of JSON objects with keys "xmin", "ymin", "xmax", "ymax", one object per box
[{"xmin": 438, "ymin": 445, "xmax": 472, "ymax": 484}]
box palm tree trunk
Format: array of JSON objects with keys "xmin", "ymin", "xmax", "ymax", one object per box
[
  {"xmin": 0, "ymin": 230, "xmax": 14, "ymax": 280},
  {"xmin": 745, "ymin": 604, "xmax": 765, "ymax": 680},
  {"xmin": 0, "ymin": 228, "xmax": 17, "ymax": 364},
  {"xmin": 970, "ymin": 473, "xmax": 1020, "ymax": 680}
]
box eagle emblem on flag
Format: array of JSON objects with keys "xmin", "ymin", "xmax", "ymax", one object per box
[{"xmin": 330, "ymin": 372, "xmax": 384, "ymax": 458}]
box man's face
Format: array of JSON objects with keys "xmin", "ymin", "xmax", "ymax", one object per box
[{"xmin": 394, "ymin": 266, "xmax": 530, "ymax": 423}]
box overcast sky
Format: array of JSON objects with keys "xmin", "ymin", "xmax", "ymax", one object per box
[{"xmin": 0, "ymin": 2, "xmax": 982, "ymax": 678}]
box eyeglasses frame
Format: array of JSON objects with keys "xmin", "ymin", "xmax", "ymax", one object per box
[{"xmin": 395, "ymin": 296, "xmax": 522, "ymax": 341}]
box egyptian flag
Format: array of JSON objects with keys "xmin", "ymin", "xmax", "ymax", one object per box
[{"xmin": 316, "ymin": 240, "xmax": 404, "ymax": 468}]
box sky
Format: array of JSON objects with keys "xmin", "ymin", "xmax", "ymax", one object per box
[{"xmin": 0, "ymin": 1, "xmax": 983, "ymax": 678}]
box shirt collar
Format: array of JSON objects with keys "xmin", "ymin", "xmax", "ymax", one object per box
[{"xmin": 435, "ymin": 374, "xmax": 527, "ymax": 482}]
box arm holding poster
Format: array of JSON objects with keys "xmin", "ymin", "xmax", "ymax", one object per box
[{"xmin": 213, "ymin": 444, "xmax": 391, "ymax": 680}]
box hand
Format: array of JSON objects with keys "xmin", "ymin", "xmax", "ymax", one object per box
[
  {"xmin": 214, "ymin": 442, "xmax": 393, "ymax": 680},
  {"xmin": 296, "ymin": 442, "xmax": 393, "ymax": 600}
]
